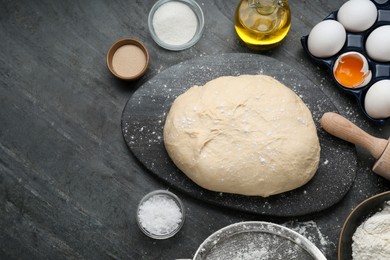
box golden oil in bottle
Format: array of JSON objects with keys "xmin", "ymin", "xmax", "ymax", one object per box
[{"xmin": 235, "ymin": 0, "xmax": 291, "ymax": 50}]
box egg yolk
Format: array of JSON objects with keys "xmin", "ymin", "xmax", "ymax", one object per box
[{"xmin": 334, "ymin": 55, "xmax": 367, "ymax": 88}]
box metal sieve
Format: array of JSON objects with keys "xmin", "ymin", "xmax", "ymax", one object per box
[{"xmin": 180, "ymin": 221, "xmax": 327, "ymax": 260}]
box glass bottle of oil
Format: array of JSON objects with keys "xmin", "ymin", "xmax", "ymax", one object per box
[{"xmin": 235, "ymin": 0, "xmax": 291, "ymax": 50}]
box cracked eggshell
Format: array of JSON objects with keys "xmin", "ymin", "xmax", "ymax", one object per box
[
  {"xmin": 307, "ymin": 20, "xmax": 346, "ymax": 58},
  {"xmin": 332, "ymin": 51, "xmax": 372, "ymax": 88},
  {"xmin": 364, "ymin": 80, "xmax": 390, "ymax": 119}
]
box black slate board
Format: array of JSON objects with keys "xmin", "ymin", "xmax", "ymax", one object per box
[{"xmin": 121, "ymin": 53, "xmax": 357, "ymax": 217}]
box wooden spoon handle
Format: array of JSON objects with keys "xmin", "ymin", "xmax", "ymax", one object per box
[{"xmin": 320, "ymin": 112, "xmax": 388, "ymax": 159}]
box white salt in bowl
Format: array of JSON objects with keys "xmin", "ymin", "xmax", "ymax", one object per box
[
  {"xmin": 136, "ymin": 190, "xmax": 185, "ymax": 239},
  {"xmin": 148, "ymin": 0, "xmax": 205, "ymax": 51}
]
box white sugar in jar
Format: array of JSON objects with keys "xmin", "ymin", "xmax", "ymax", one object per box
[
  {"xmin": 153, "ymin": 1, "xmax": 197, "ymax": 45},
  {"xmin": 148, "ymin": 0, "xmax": 205, "ymax": 50}
]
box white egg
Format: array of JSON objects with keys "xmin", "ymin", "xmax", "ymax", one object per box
[
  {"xmin": 337, "ymin": 0, "xmax": 377, "ymax": 32},
  {"xmin": 364, "ymin": 80, "xmax": 390, "ymax": 119},
  {"xmin": 307, "ymin": 20, "xmax": 346, "ymax": 58},
  {"xmin": 365, "ymin": 25, "xmax": 390, "ymax": 62}
]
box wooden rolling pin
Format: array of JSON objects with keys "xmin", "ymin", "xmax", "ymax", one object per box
[{"xmin": 320, "ymin": 112, "xmax": 390, "ymax": 180}]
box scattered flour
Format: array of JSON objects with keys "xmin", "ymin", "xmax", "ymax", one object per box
[
  {"xmin": 284, "ymin": 220, "xmax": 332, "ymax": 256},
  {"xmin": 231, "ymin": 242, "xmax": 269, "ymax": 260}
]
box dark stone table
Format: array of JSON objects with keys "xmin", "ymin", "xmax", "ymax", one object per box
[{"xmin": 1, "ymin": 0, "xmax": 389, "ymax": 259}]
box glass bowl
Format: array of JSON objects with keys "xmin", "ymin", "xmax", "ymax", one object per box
[
  {"xmin": 136, "ymin": 190, "xmax": 185, "ymax": 239},
  {"xmin": 148, "ymin": 0, "xmax": 205, "ymax": 51}
]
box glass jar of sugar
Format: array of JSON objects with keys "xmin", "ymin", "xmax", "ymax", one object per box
[
  {"xmin": 136, "ymin": 190, "xmax": 185, "ymax": 239},
  {"xmin": 148, "ymin": 0, "xmax": 205, "ymax": 51}
]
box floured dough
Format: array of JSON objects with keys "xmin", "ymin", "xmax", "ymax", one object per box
[{"xmin": 163, "ymin": 75, "xmax": 320, "ymax": 197}]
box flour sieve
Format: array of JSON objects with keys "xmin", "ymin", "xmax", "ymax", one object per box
[{"xmin": 178, "ymin": 221, "xmax": 327, "ymax": 260}]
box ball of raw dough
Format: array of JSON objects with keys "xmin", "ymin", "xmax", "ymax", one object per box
[{"xmin": 163, "ymin": 75, "xmax": 320, "ymax": 197}]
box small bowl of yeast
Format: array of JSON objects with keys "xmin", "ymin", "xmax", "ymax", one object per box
[
  {"xmin": 338, "ymin": 191, "xmax": 390, "ymax": 260},
  {"xmin": 106, "ymin": 38, "xmax": 149, "ymax": 81}
]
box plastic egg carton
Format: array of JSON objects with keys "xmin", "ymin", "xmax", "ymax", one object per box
[{"xmin": 301, "ymin": 0, "xmax": 390, "ymax": 124}]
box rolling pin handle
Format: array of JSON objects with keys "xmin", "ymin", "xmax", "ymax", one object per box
[{"xmin": 320, "ymin": 112, "xmax": 388, "ymax": 160}]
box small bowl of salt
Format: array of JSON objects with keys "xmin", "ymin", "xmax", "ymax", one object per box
[
  {"xmin": 136, "ymin": 190, "xmax": 185, "ymax": 239},
  {"xmin": 148, "ymin": 0, "xmax": 204, "ymax": 51}
]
